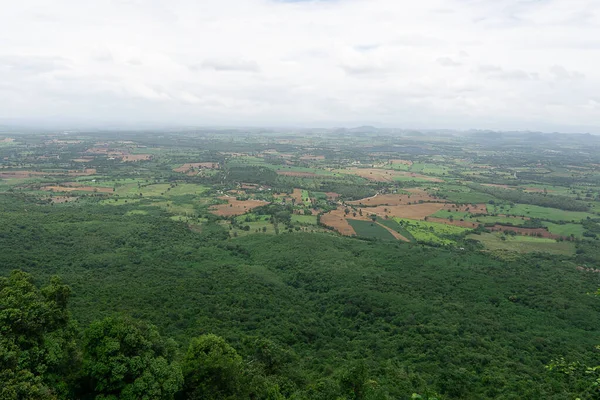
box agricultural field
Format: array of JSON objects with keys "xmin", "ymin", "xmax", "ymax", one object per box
[
  {"xmin": 487, "ymin": 204, "xmax": 595, "ymax": 222},
  {"xmin": 468, "ymin": 233, "xmax": 576, "ymax": 256},
  {"xmin": 347, "ymin": 219, "xmax": 398, "ymax": 240},
  {"xmin": 2, "ymin": 129, "xmax": 600, "ymax": 255}
]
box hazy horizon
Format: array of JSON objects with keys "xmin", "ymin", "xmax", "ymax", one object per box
[{"xmin": 2, "ymin": 0, "xmax": 599, "ymax": 133}]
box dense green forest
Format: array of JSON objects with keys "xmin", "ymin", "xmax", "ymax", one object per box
[{"xmin": 2, "ymin": 192, "xmax": 600, "ymax": 399}]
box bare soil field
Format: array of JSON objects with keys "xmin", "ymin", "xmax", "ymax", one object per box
[
  {"xmin": 325, "ymin": 192, "xmax": 340, "ymax": 200},
  {"xmin": 209, "ymin": 196, "xmax": 270, "ymax": 217},
  {"xmin": 320, "ymin": 209, "xmax": 356, "ymax": 236},
  {"xmin": 292, "ymin": 189, "xmax": 304, "ymax": 204}
]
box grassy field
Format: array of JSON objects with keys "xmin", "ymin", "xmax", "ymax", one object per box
[
  {"xmin": 410, "ymin": 162, "xmax": 449, "ymax": 175},
  {"xmin": 432, "ymin": 210, "xmax": 531, "ymax": 226},
  {"xmin": 115, "ymin": 183, "xmax": 208, "ymax": 198},
  {"xmin": 488, "ymin": 204, "xmax": 595, "ymax": 221},
  {"xmin": 542, "ymin": 222, "xmax": 587, "ymax": 238},
  {"xmin": 438, "ymin": 187, "xmax": 497, "ymax": 204},
  {"xmin": 393, "ymin": 218, "xmax": 470, "ymax": 245},
  {"xmin": 347, "ymin": 219, "xmax": 397, "ymax": 240},
  {"xmin": 469, "ymin": 233, "xmax": 575, "ymax": 255},
  {"xmin": 377, "ymin": 217, "xmax": 415, "ymax": 241},
  {"xmin": 291, "ymin": 214, "xmax": 318, "ymax": 225},
  {"xmin": 301, "ymin": 190, "xmax": 311, "ymax": 206},
  {"xmin": 392, "ymin": 175, "xmax": 435, "ymax": 182}
]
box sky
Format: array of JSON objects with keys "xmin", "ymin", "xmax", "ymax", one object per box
[{"xmin": 1, "ymin": 0, "xmax": 599, "ymax": 132}]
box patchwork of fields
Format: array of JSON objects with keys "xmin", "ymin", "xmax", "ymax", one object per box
[{"xmin": 1, "ymin": 131, "xmax": 600, "ymax": 256}]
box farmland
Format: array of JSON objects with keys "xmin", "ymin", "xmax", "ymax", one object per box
[
  {"xmin": 3, "ymin": 129, "xmax": 600, "ymax": 399},
  {"xmin": 2, "ymin": 129, "xmax": 600, "ymax": 252}
]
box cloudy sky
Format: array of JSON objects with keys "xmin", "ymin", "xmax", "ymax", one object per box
[{"xmin": 1, "ymin": 0, "xmax": 599, "ymax": 132}]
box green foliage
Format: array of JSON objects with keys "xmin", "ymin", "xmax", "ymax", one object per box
[
  {"xmin": 81, "ymin": 317, "xmax": 183, "ymax": 400},
  {"xmin": 0, "ymin": 271, "xmax": 77, "ymax": 400},
  {"xmin": 181, "ymin": 334, "xmax": 245, "ymax": 400}
]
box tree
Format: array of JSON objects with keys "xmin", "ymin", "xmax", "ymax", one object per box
[
  {"xmin": 180, "ymin": 334, "xmax": 246, "ymax": 400},
  {"xmin": 0, "ymin": 270, "xmax": 77, "ymax": 400},
  {"xmin": 81, "ymin": 317, "xmax": 183, "ymax": 400}
]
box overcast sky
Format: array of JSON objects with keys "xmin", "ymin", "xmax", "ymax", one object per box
[{"xmin": 1, "ymin": 0, "xmax": 599, "ymax": 132}]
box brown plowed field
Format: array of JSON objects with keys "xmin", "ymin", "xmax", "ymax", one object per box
[
  {"xmin": 320, "ymin": 209, "xmax": 356, "ymax": 236},
  {"xmin": 209, "ymin": 196, "xmax": 269, "ymax": 217},
  {"xmin": 292, "ymin": 188, "xmax": 304, "ymax": 203}
]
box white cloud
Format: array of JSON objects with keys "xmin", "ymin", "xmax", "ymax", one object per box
[{"xmin": 0, "ymin": 0, "xmax": 599, "ymax": 132}]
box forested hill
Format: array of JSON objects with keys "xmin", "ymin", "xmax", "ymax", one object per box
[{"xmin": 2, "ymin": 194, "xmax": 600, "ymax": 399}]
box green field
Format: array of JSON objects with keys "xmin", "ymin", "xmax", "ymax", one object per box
[
  {"xmin": 301, "ymin": 189, "xmax": 311, "ymax": 206},
  {"xmin": 347, "ymin": 219, "xmax": 397, "ymax": 240},
  {"xmin": 469, "ymin": 233, "xmax": 575, "ymax": 255},
  {"xmin": 410, "ymin": 162, "xmax": 449, "ymax": 175},
  {"xmin": 394, "ymin": 218, "xmax": 470, "ymax": 245},
  {"xmin": 377, "ymin": 217, "xmax": 415, "ymax": 241},
  {"xmin": 115, "ymin": 183, "xmax": 208, "ymax": 198},
  {"xmin": 291, "ymin": 214, "xmax": 318, "ymax": 225},
  {"xmin": 488, "ymin": 204, "xmax": 595, "ymax": 221},
  {"xmin": 392, "ymin": 175, "xmax": 435, "ymax": 182},
  {"xmin": 542, "ymin": 222, "xmax": 587, "ymax": 238}
]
